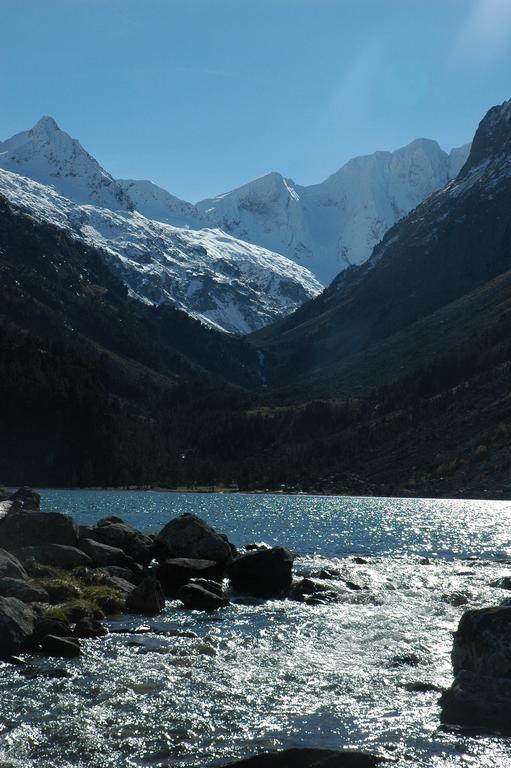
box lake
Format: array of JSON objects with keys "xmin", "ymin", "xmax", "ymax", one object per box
[{"xmin": 1, "ymin": 491, "xmax": 511, "ymax": 767}]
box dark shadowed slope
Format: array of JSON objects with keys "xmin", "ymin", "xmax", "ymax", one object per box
[{"xmin": 0, "ymin": 195, "xmax": 261, "ymax": 390}]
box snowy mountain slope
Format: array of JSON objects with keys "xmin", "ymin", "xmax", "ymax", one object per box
[
  {"xmin": 0, "ymin": 116, "xmax": 471, "ymax": 289},
  {"xmin": 197, "ymin": 140, "xmax": 471, "ymax": 284},
  {"xmin": 0, "ymin": 168, "xmax": 321, "ymax": 334},
  {"xmin": 117, "ymin": 178, "xmax": 205, "ymax": 228},
  {"xmin": 0, "ymin": 116, "xmax": 133, "ymax": 211}
]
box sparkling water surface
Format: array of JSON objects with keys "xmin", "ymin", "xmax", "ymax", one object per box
[{"xmin": 1, "ymin": 491, "xmax": 511, "ymax": 767}]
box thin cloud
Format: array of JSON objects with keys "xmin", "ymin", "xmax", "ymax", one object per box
[{"xmin": 458, "ymin": 0, "xmax": 511, "ymax": 59}]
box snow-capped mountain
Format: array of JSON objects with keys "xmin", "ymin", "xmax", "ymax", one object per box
[
  {"xmin": 0, "ymin": 118, "xmax": 322, "ymax": 334},
  {"xmin": 0, "ymin": 115, "xmax": 472, "ymax": 335},
  {"xmin": 0, "ymin": 167, "xmax": 321, "ymax": 334},
  {"xmin": 197, "ymin": 139, "xmax": 471, "ymax": 285},
  {"xmin": 0, "ymin": 116, "xmax": 133, "ymax": 210}
]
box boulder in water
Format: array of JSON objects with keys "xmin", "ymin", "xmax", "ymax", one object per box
[
  {"xmin": 73, "ymin": 617, "xmax": 108, "ymax": 638},
  {"xmin": 126, "ymin": 576, "xmax": 165, "ymax": 615},
  {"xmin": 228, "ymin": 547, "xmax": 294, "ymax": 598},
  {"xmin": 441, "ymin": 606, "xmax": 511, "ymax": 731},
  {"xmin": 178, "ymin": 583, "xmax": 229, "ymax": 611},
  {"xmin": 154, "ymin": 513, "xmax": 233, "ymax": 565},
  {"xmin": 156, "ymin": 557, "xmax": 223, "ymax": 596},
  {"xmin": 41, "ymin": 634, "xmax": 81, "ymax": 658}
]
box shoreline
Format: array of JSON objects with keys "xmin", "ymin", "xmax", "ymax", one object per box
[{"xmin": 13, "ymin": 485, "xmax": 511, "ymax": 502}]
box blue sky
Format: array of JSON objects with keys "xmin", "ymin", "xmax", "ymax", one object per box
[{"xmin": 1, "ymin": 0, "xmax": 511, "ymax": 201}]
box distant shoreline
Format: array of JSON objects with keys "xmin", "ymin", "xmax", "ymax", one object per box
[{"xmin": 16, "ymin": 485, "xmax": 511, "ymax": 502}]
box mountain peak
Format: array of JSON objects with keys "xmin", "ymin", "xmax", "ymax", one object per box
[
  {"xmin": 460, "ymin": 97, "xmax": 511, "ymax": 178},
  {"xmin": 32, "ymin": 115, "xmax": 60, "ymax": 133},
  {"xmin": 28, "ymin": 116, "xmax": 62, "ymax": 143},
  {"xmin": 0, "ymin": 117, "xmax": 133, "ymax": 211}
]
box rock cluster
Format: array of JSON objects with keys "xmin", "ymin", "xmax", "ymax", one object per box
[{"xmin": 0, "ymin": 488, "xmax": 349, "ymax": 663}]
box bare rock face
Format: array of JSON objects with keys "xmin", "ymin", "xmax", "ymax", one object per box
[
  {"xmin": 154, "ymin": 514, "xmax": 233, "ymax": 565},
  {"xmin": 0, "ymin": 596, "xmax": 36, "ymax": 658},
  {"xmin": 441, "ymin": 606, "xmax": 511, "ymax": 731}
]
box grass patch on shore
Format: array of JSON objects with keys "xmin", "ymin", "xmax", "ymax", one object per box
[
  {"xmin": 40, "ymin": 599, "xmax": 105, "ymax": 622},
  {"xmin": 28, "ymin": 564, "xmax": 127, "ymax": 619}
]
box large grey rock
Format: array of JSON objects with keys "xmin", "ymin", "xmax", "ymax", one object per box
[
  {"xmin": 0, "ymin": 548, "xmax": 28, "ymax": 580},
  {"xmin": 13, "ymin": 544, "xmax": 92, "ymax": 569},
  {"xmin": 78, "ymin": 538, "xmax": 134, "ymax": 568},
  {"xmin": 154, "ymin": 514, "xmax": 233, "ymax": 565},
  {"xmin": 0, "ymin": 510, "xmax": 78, "ymax": 549},
  {"xmin": 85, "ymin": 520, "xmax": 153, "ymax": 565},
  {"xmin": 441, "ymin": 606, "xmax": 511, "ymax": 731},
  {"xmin": 155, "ymin": 557, "xmax": 223, "ymax": 596},
  {"xmin": 224, "ymin": 748, "xmax": 382, "ymax": 767},
  {"xmin": 126, "ymin": 576, "xmax": 165, "ymax": 615},
  {"xmin": 179, "ymin": 583, "xmax": 229, "ymax": 611},
  {"xmin": 228, "ymin": 548, "xmax": 294, "ymax": 598},
  {"xmin": 0, "ymin": 577, "xmax": 48, "ymax": 603},
  {"xmin": 0, "ymin": 596, "xmax": 36, "ymax": 657}
]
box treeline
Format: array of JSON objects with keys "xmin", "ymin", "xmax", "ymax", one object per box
[{"xmin": 3, "ymin": 308, "xmax": 511, "ymax": 496}]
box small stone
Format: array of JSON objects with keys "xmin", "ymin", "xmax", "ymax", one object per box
[{"xmin": 73, "ymin": 617, "xmax": 108, "ymax": 638}]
